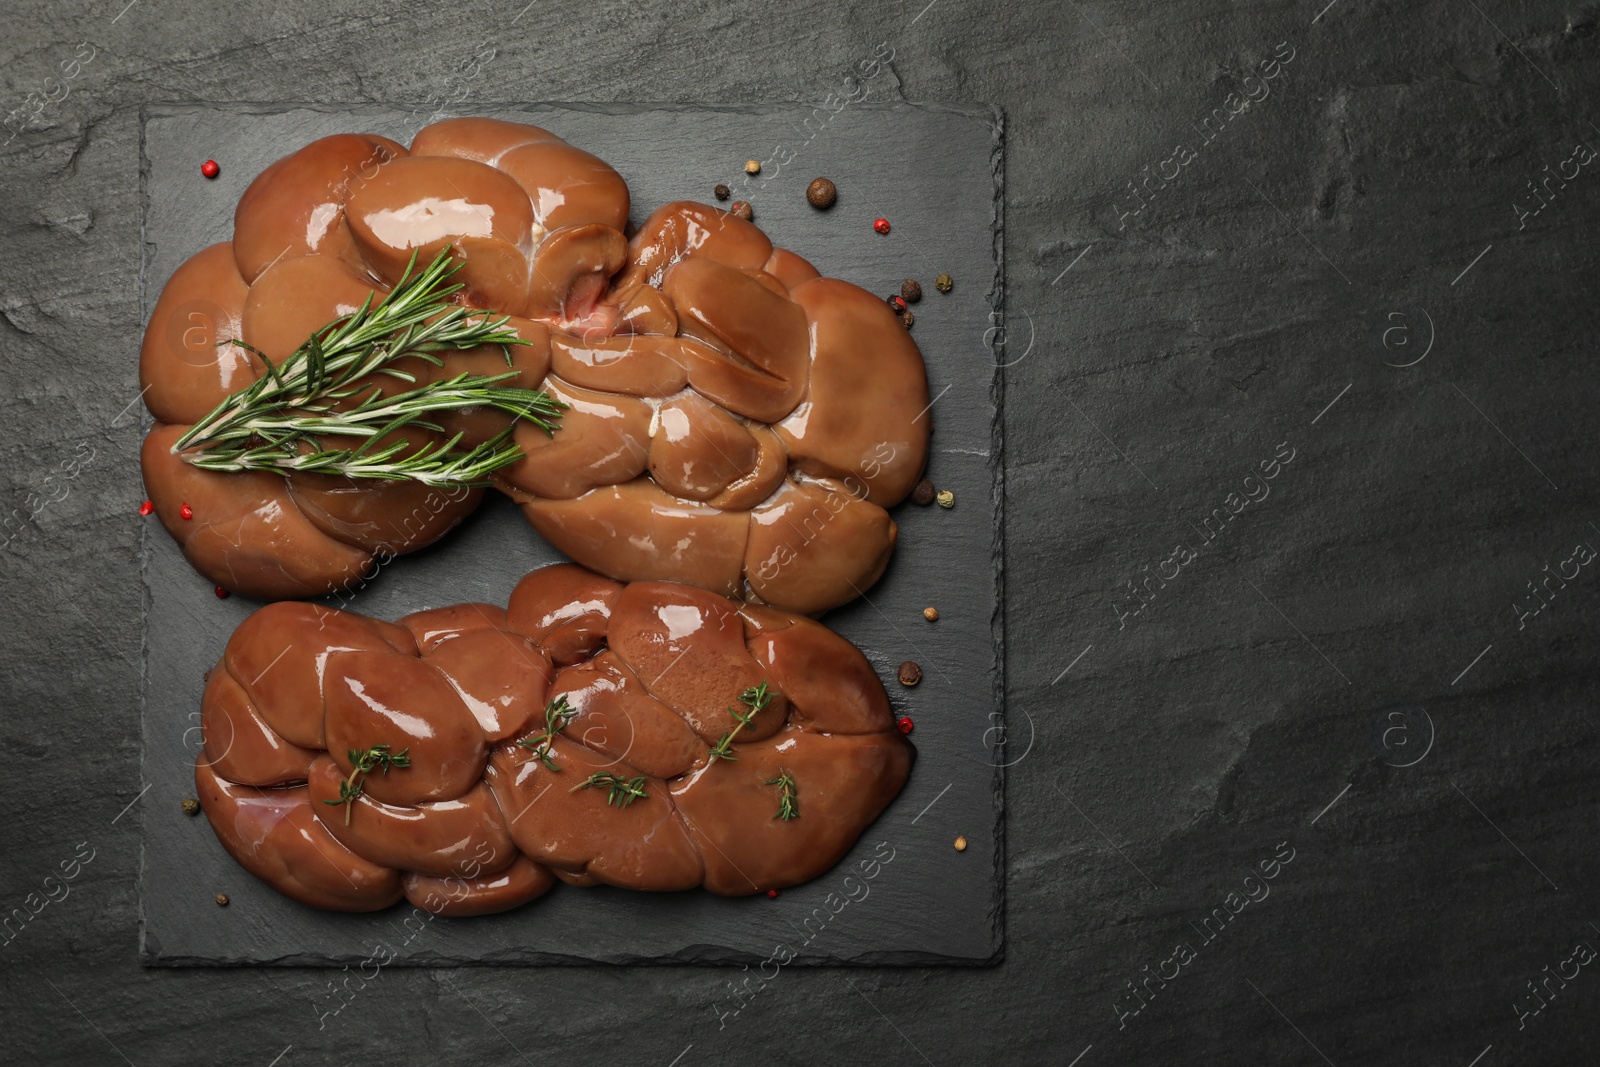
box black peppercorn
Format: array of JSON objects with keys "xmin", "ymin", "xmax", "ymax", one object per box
[
  {"xmin": 902, "ymin": 279, "xmax": 922, "ymax": 303},
  {"xmin": 899, "ymin": 310, "xmax": 915, "ymax": 329},
  {"xmin": 911, "ymin": 478, "xmax": 936, "ymax": 506},
  {"xmin": 897, "ymin": 661, "xmax": 922, "ymax": 687},
  {"xmin": 887, "ymin": 294, "xmax": 907, "ymax": 313},
  {"xmin": 714, "ymin": 183, "xmax": 730, "ymax": 201}
]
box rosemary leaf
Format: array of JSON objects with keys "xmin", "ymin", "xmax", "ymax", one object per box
[{"xmin": 173, "ymin": 248, "xmax": 565, "ymax": 485}]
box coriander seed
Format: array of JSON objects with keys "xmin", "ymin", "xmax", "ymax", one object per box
[
  {"xmin": 923, "ymin": 607, "xmax": 939, "ymax": 622},
  {"xmin": 936, "ymin": 489, "xmax": 955, "ymax": 509},
  {"xmin": 745, "ymin": 159, "xmax": 761, "ymax": 175}
]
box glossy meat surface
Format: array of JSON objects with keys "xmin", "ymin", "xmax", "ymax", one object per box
[
  {"xmin": 196, "ymin": 564, "xmax": 912, "ymax": 914},
  {"xmin": 141, "ymin": 120, "xmax": 930, "ymax": 611}
]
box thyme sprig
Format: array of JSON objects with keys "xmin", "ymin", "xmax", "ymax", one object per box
[
  {"xmin": 767, "ymin": 770, "xmax": 799, "ymax": 821},
  {"xmin": 514, "ymin": 695, "xmax": 578, "ymax": 770},
  {"xmin": 707, "ymin": 680, "xmax": 774, "ymax": 763},
  {"xmin": 322, "ymin": 743, "xmax": 410, "ymax": 826},
  {"xmin": 568, "ymin": 772, "xmax": 649, "ymax": 808},
  {"xmin": 172, "ymin": 248, "xmax": 565, "ymax": 486}
]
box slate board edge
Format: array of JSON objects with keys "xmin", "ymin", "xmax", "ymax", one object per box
[
  {"xmin": 985, "ymin": 102, "xmax": 1007, "ymax": 969},
  {"xmin": 134, "ymin": 102, "xmax": 1006, "ymax": 967}
]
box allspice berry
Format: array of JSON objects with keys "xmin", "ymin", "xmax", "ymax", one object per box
[
  {"xmin": 897, "ymin": 661, "xmax": 922, "ymax": 687},
  {"xmin": 911, "ymin": 478, "xmax": 936, "ymax": 506},
  {"xmin": 923, "ymin": 607, "xmax": 939, "ymax": 622},
  {"xmin": 954, "ymin": 835, "xmax": 968, "ymax": 852},
  {"xmin": 745, "ymin": 159, "xmax": 761, "ymax": 175},
  {"xmin": 215, "ymin": 893, "xmax": 230, "ymax": 907},
  {"xmin": 713, "ymin": 183, "xmax": 730, "ymax": 201},
  {"xmin": 806, "ymin": 177, "xmax": 837, "ymax": 209},
  {"xmin": 902, "ymin": 279, "xmax": 922, "ymax": 303},
  {"xmin": 899, "ymin": 310, "xmax": 915, "ymax": 330},
  {"xmin": 936, "ymin": 489, "xmax": 955, "ymax": 509},
  {"xmin": 935, "ymin": 273, "xmax": 954, "ymax": 293},
  {"xmin": 181, "ymin": 797, "xmax": 200, "ymax": 816},
  {"xmin": 730, "ymin": 200, "xmax": 753, "ymax": 221}
]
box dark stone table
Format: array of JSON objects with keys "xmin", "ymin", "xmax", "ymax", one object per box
[{"xmin": 2, "ymin": 1, "xmax": 1598, "ymax": 1064}]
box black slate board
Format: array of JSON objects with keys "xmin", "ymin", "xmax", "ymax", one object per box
[{"xmin": 137, "ymin": 103, "xmax": 1005, "ymax": 967}]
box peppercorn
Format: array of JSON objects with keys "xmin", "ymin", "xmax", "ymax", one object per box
[
  {"xmin": 897, "ymin": 661, "xmax": 922, "ymax": 687},
  {"xmin": 767, "ymin": 888, "xmax": 780, "ymax": 899},
  {"xmin": 138, "ymin": 499, "xmax": 154, "ymax": 516},
  {"xmin": 899, "ymin": 310, "xmax": 915, "ymax": 330},
  {"xmin": 745, "ymin": 159, "xmax": 761, "ymax": 175},
  {"xmin": 923, "ymin": 607, "xmax": 939, "ymax": 622},
  {"xmin": 911, "ymin": 478, "xmax": 936, "ymax": 506},
  {"xmin": 730, "ymin": 200, "xmax": 753, "ymax": 221},
  {"xmin": 887, "ymin": 294, "xmax": 907, "ymax": 313},
  {"xmin": 806, "ymin": 177, "xmax": 837, "ymax": 209},
  {"xmin": 935, "ymin": 273, "xmax": 953, "ymax": 293},
  {"xmin": 936, "ymin": 489, "xmax": 955, "ymax": 509},
  {"xmin": 954, "ymin": 835, "xmax": 968, "ymax": 852},
  {"xmin": 179, "ymin": 502, "xmax": 193, "ymax": 520},
  {"xmin": 873, "ymin": 217, "xmax": 891, "ymax": 235},
  {"xmin": 200, "ymin": 159, "xmax": 220, "ymax": 180},
  {"xmin": 902, "ymin": 279, "xmax": 922, "ymax": 303},
  {"xmin": 215, "ymin": 893, "xmax": 229, "ymax": 907},
  {"xmin": 713, "ymin": 183, "xmax": 730, "ymax": 201},
  {"xmin": 214, "ymin": 586, "xmax": 230, "ymax": 599},
  {"xmin": 181, "ymin": 798, "xmax": 200, "ymax": 816},
  {"xmin": 897, "ymin": 715, "xmax": 915, "ymax": 734}
]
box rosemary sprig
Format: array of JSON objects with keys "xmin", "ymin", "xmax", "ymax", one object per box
[
  {"xmin": 707, "ymin": 680, "xmax": 774, "ymax": 763},
  {"xmin": 172, "ymin": 248, "xmax": 565, "ymax": 486},
  {"xmin": 568, "ymin": 772, "xmax": 649, "ymax": 808},
  {"xmin": 767, "ymin": 770, "xmax": 799, "ymax": 821},
  {"xmin": 514, "ymin": 695, "xmax": 577, "ymax": 770},
  {"xmin": 322, "ymin": 744, "xmax": 410, "ymax": 826}
]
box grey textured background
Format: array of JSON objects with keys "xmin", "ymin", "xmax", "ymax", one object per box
[
  {"xmin": 138, "ymin": 102, "xmax": 1003, "ymax": 968},
  {"xmin": 2, "ymin": 1, "xmax": 1599, "ymax": 1065}
]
